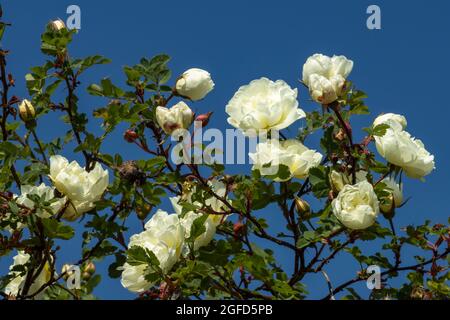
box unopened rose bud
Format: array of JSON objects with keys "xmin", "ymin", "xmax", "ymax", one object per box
[
  {"xmin": 195, "ymin": 112, "xmax": 213, "ymax": 128},
  {"xmin": 294, "ymin": 197, "xmax": 310, "ymax": 218},
  {"xmin": 380, "ymin": 194, "xmax": 395, "ymax": 218},
  {"xmin": 8, "ymin": 74, "xmax": 14, "ymax": 86},
  {"xmin": 380, "ymin": 177, "xmax": 403, "ymax": 219},
  {"xmin": 124, "ymin": 129, "xmax": 139, "ymax": 143},
  {"xmin": 83, "ymin": 261, "xmax": 96, "ymax": 275},
  {"xmin": 175, "ymin": 68, "xmax": 214, "ymax": 101},
  {"xmin": 48, "ymin": 19, "xmax": 66, "ymax": 32},
  {"xmin": 233, "ymin": 222, "xmax": 245, "ymax": 236},
  {"xmin": 82, "ymin": 271, "xmax": 92, "ymax": 281},
  {"xmin": 136, "ymin": 203, "xmax": 153, "ymax": 220},
  {"xmin": 18, "ymin": 99, "xmax": 35, "ymax": 122}
]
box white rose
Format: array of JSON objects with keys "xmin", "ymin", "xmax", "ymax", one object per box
[
  {"xmin": 179, "ymin": 211, "xmax": 220, "ymax": 251},
  {"xmin": 170, "ymin": 179, "xmax": 228, "ymax": 252},
  {"xmin": 278, "ymin": 140, "xmax": 323, "ymax": 180},
  {"xmin": 155, "ymin": 101, "xmax": 194, "ymax": 135},
  {"xmin": 375, "ymin": 129, "xmax": 435, "ymax": 179},
  {"xmin": 121, "ymin": 210, "xmax": 184, "ymax": 293},
  {"xmin": 16, "ymin": 183, "xmax": 66, "ymax": 219},
  {"xmin": 307, "ymin": 74, "xmax": 345, "ymax": 105},
  {"xmin": 332, "ymin": 180, "xmax": 379, "ymax": 230},
  {"xmin": 248, "ymin": 139, "xmax": 284, "ymax": 177},
  {"xmin": 226, "ymin": 78, "xmax": 306, "ymax": 135},
  {"xmin": 175, "ymin": 68, "xmax": 214, "ymax": 101},
  {"xmin": 329, "ymin": 170, "xmax": 368, "ymax": 192},
  {"xmin": 373, "ymin": 113, "xmax": 407, "ymax": 132},
  {"xmin": 5, "ymin": 251, "xmax": 52, "ymax": 299},
  {"xmin": 2, "ymin": 184, "xmax": 66, "ymax": 233},
  {"xmin": 380, "ymin": 177, "xmax": 403, "ymax": 213},
  {"xmin": 249, "ymin": 139, "xmax": 322, "ymax": 181},
  {"xmin": 49, "ymin": 155, "xmax": 109, "ymax": 221},
  {"xmin": 302, "ymin": 54, "xmax": 353, "ymax": 104},
  {"xmin": 48, "ymin": 19, "xmax": 66, "ymax": 31}
]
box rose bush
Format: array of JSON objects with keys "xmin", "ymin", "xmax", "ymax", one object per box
[{"xmin": 0, "ymin": 12, "xmax": 447, "ymax": 301}]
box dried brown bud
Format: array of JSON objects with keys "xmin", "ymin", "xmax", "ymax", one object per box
[
  {"xmin": 118, "ymin": 160, "xmax": 144, "ymax": 185},
  {"xmin": 8, "ymin": 74, "xmax": 14, "ymax": 86},
  {"xmin": 124, "ymin": 130, "xmax": 139, "ymax": 143},
  {"xmin": 334, "ymin": 128, "xmax": 346, "ymax": 141}
]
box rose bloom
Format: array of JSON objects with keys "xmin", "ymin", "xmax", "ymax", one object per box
[
  {"xmin": 5, "ymin": 251, "xmax": 52, "ymax": 299},
  {"xmin": 329, "ymin": 170, "xmax": 368, "ymax": 193},
  {"xmin": 2, "ymin": 184, "xmax": 65, "ymax": 233},
  {"xmin": 175, "ymin": 68, "xmax": 214, "ymax": 101},
  {"xmin": 249, "ymin": 139, "xmax": 322, "ymax": 181},
  {"xmin": 226, "ymin": 78, "xmax": 306, "ymax": 135},
  {"xmin": 16, "ymin": 183, "xmax": 66, "ymax": 219},
  {"xmin": 170, "ymin": 179, "xmax": 229, "ymax": 252},
  {"xmin": 373, "ymin": 113, "xmax": 407, "ymax": 132},
  {"xmin": 374, "ymin": 129, "xmax": 435, "ymax": 179},
  {"xmin": 49, "ymin": 155, "xmax": 109, "ymax": 221},
  {"xmin": 332, "ymin": 180, "xmax": 380, "ymax": 230},
  {"xmin": 155, "ymin": 101, "xmax": 194, "ymax": 134},
  {"xmin": 302, "ymin": 53, "xmax": 353, "ymax": 104},
  {"xmin": 121, "ymin": 210, "xmax": 185, "ymax": 293}
]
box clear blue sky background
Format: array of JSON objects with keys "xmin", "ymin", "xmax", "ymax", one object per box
[{"xmin": 1, "ymin": 0, "xmax": 449, "ymax": 299}]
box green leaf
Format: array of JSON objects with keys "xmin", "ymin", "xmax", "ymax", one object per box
[
  {"xmin": 126, "ymin": 245, "xmax": 160, "ymax": 267},
  {"xmin": 108, "ymin": 253, "xmax": 126, "ymax": 279},
  {"xmin": 187, "ymin": 214, "xmax": 209, "ymax": 242},
  {"xmin": 372, "ymin": 124, "xmax": 390, "ymax": 137},
  {"xmin": 296, "ymin": 230, "xmax": 320, "ymax": 248},
  {"xmin": 308, "ymin": 166, "xmax": 330, "ymax": 198},
  {"xmin": 42, "ymin": 219, "xmax": 75, "ymax": 240}
]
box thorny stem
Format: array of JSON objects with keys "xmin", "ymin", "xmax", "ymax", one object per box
[
  {"xmin": 329, "ymin": 103, "xmax": 357, "ymax": 184},
  {"xmin": 321, "ymin": 248, "xmax": 450, "ymax": 300},
  {"xmin": 0, "ymin": 50, "xmax": 21, "ymax": 188}
]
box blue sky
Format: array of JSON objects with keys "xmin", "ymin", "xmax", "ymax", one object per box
[{"xmin": 1, "ymin": 0, "xmax": 449, "ymax": 299}]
